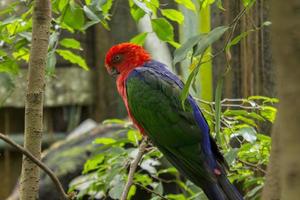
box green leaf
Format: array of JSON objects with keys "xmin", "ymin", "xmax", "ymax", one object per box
[
  {"xmin": 130, "ymin": 6, "xmax": 146, "ymax": 22},
  {"xmin": 63, "ymin": 2, "xmax": 85, "ymax": 30},
  {"xmin": 235, "ymin": 116, "xmax": 257, "ymax": 127},
  {"xmin": 128, "ymin": 185, "xmax": 136, "ymax": 200},
  {"xmin": 134, "ymin": 174, "xmax": 153, "ymax": 186},
  {"xmin": 0, "ymin": 58, "xmax": 19, "ymax": 74},
  {"xmin": 161, "ymin": 9, "xmax": 184, "ymax": 24},
  {"xmin": 242, "ymin": 0, "xmax": 255, "ymax": 7},
  {"xmin": 108, "ymin": 177, "xmax": 125, "ymax": 199},
  {"xmin": 83, "ymin": 5, "xmax": 101, "ymax": 21},
  {"xmin": 60, "ymin": 38, "xmax": 82, "ymax": 50},
  {"xmin": 166, "ymin": 194, "xmax": 186, "ymax": 200},
  {"xmin": 180, "ymin": 66, "xmax": 198, "ymax": 107},
  {"xmin": 215, "ymin": 76, "xmax": 223, "ymax": 146},
  {"xmin": 140, "ymin": 159, "xmax": 160, "ymax": 174},
  {"xmin": 224, "ymin": 148, "xmax": 239, "ymax": 165},
  {"xmin": 56, "ymin": 49, "xmax": 89, "ymax": 70},
  {"xmin": 173, "ymin": 34, "xmax": 205, "ymax": 64},
  {"xmin": 152, "ymin": 182, "xmax": 163, "ymax": 196},
  {"xmin": 102, "ymin": 118, "xmax": 127, "ymax": 125},
  {"xmin": 224, "ymin": 109, "xmax": 265, "ymax": 121},
  {"xmin": 102, "ymin": 0, "xmax": 113, "ymax": 14},
  {"xmin": 245, "ymin": 184, "xmax": 264, "ymax": 198},
  {"xmin": 58, "ymin": 0, "xmax": 69, "ymax": 11},
  {"xmin": 46, "ymin": 50, "xmax": 57, "ymax": 75},
  {"xmin": 83, "ymin": 154, "xmax": 105, "ymax": 173},
  {"xmin": 49, "ymin": 31, "xmax": 59, "ymax": 50},
  {"xmin": 248, "ymin": 95, "xmax": 279, "ymax": 103},
  {"xmin": 174, "ymin": 0, "xmax": 196, "ymax": 11},
  {"xmin": 168, "ymin": 41, "xmax": 181, "ymax": 48},
  {"xmin": 226, "ymin": 31, "xmax": 252, "ymax": 50},
  {"xmin": 151, "ymin": 18, "xmax": 174, "ymax": 42},
  {"xmin": 194, "ymin": 26, "xmax": 229, "ymax": 56},
  {"xmin": 157, "ymin": 167, "xmax": 178, "ymax": 175},
  {"xmin": 133, "ymin": 0, "xmax": 152, "ymax": 14},
  {"xmin": 18, "ymin": 32, "xmax": 31, "ymax": 41},
  {"xmin": 94, "ymin": 137, "xmax": 116, "ymax": 145},
  {"xmin": 85, "ymin": 0, "xmax": 92, "ymax": 5},
  {"xmin": 260, "ymin": 106, "xmax": 277, "ymax": 122},
  {"xmin": 127, "ymin": 129, "xmax": 142, "ymax": 145},
  {"xmin": 232, "ymin": 127, "xmax": 257, "ymax": 143},
  {"xmin": 130, "ymin": 32, "xmax": 148, "ymax": 45}
]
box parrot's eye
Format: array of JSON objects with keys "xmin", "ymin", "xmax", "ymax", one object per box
[{"xmin": 112, "ymin": 54, "xmax": 122, "ymax": 64}]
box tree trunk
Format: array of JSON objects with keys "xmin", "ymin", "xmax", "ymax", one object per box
[
  {"xmin": 262, "ymin": 0, "xmax": 300, "ymax": 199},
  {"xmin": 19, "ymin": 0, "xmax": 51, "ymax": 199},
  {"xmin": 261, "ymin": 124, "xmax": 281, "ymax": 200}
]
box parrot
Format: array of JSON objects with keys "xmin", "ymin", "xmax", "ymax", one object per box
[{"xmin": 105, "ymin": 43, "xmax": 243, "ymax": 200}]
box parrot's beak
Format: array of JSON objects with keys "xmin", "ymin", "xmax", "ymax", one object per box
[{"xmin": 108, "ymin": 67, "xmax": 120, "ymax": 78}]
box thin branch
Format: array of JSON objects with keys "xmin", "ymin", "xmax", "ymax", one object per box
[
  {"xmin": 238, "ymin": 158, "xmax": 266, "ymax": 174},
  {"xmin": 134, "ymin": 182, "xmax": 169, "ymax": 200},
  {"xmin": 121, "ymin": 138, "xmax": 148, "ymax": 200},
  {"xmin": 0, "ymin": 133, "xmax": 74, "ymax": 200},
  {"xmin": 221, "ymin": 104, "xmax": 261, "ymax": 109}
]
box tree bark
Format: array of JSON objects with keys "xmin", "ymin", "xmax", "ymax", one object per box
[
  {"xmin": 262, "ymin": 0, "xmax": 300, "ymax": 199},
  {"xmin": 19, "ymin": 0, "xmax": 51, "ymax": 199},
  {"xmin": 261, "ymin": 125, "xmax": 281, "ymax": 200}
]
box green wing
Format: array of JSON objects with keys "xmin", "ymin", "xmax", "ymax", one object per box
[{"xmin": 126, "ymin": 68, "xmax": 217, "ymax": 185}]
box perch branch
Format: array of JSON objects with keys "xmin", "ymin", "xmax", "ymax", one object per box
[
  {"xmin": 0, "ymin": 133, "xmax": 74, "ymax": 200},
  {"xmin": 121, "ymin": 138, "xmax": 148, "ymax": 200}
]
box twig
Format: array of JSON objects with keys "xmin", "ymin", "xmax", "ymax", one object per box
[
  {"xmin": 134, "ymin": 182, "xmax": 169, "ymax": 200},
  {"xmin": 0, "ymin": 133, "xmax": 73, "ymax": 200},
  {"xmin": 120, "ymin": 138, "xmax": 148, "ymax": 200},
  {"xmin": 238, "ymin": 158, "xmax": 266, "ymax": 174}
]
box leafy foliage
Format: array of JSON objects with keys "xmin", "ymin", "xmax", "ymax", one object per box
[{"xmin": 71, "ymin": 96, "xmax": 276, "ymax": 199}]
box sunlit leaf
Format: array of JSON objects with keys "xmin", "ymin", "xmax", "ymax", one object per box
[
  {"xmin": 175, "ymin": 0, "xmax": 196, "ymax": 11},
  {"xmin": 130, "ymin": 32, "xmax": 148, "ymax": 45},
  {"xmin": 128, "ymin": 185, "xmax": 136, "ymax": 200},
  {"xmin": 134, "ymin": 174, "xmax": 153, "ymax": 186},
  {"xmin": 56, "ymin": 49, "xmax": 89, "ymax": 70},
  {"xmin": 151, "ymin": 18, "xmax": 174, "ymax": 42},
  {"xmin": 102, "ymin": 118, "xmax": 128, "ymax": 125},
  {"xmin": 60, "ymin": 38, "xmax": 82, "ymax": 50},
  {"xmin": 165, "ymin": 193, "xmax": 186, "ymax": 200},
  {"xmin": 248, "ymin": 95, "xmax": 279, "ymax": 103},
  {"xmin": 157, "ymin": 167, "xmax": 178, "ymax": 175},
  {"xmin": 58, "ymin": 0, "xmax": 69, "ymax": 11},
  {"xmin": 161, "ymin": 9, "xmax": 184, "ymax": 24},
  {"xmin": 102, "ymin": 0, "xmax": 113, "ymax": 14},
  {"xmin": 127, "ymin": 129, "xmax": 142, "ymax": 145},
  {"xmin": 133, "ymin": 0, "xmax": 152, "ymax": 14},
  {"xmin": 260, "ymin": 106, "xmax": 277, "ymax": 122},
  {"xmin": 130, "ymin": 6, "xmax": 146, "ymax": 22},
  {"xmin": 94, "ymin": 137, "xmax": 116, "ymax": 145},
  {"xmin": 242, "ymin": 0, "xmax": 255, "ymax": 7}
]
